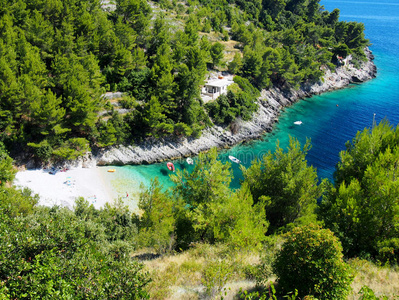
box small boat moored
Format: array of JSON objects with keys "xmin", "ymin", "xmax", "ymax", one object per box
[
  {"xmin": 228, "ymin": 155, "xmax": 241, "ymax": 164},
  {"xmin": 186, "ymin": 157, "xmax": 194, "ymax": 165},
  {"xmin": 294, "ymin": 121, "xmax": 302, "ymax": 125},
  {"xmin": 167, "ymin": 162, "xmax": 175, "ymax": 172}
]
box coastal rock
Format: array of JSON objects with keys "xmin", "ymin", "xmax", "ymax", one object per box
[
  {"xmin": 96, "ymin": 48, "xmax": 377, "ymax": 166},
  {"xmin": 57, "ymin": 152, "xmax": 97, "ymax": 169},
  {"xmin": 101, "ymin": 91, "xmax": 125, "ymax": 100}
]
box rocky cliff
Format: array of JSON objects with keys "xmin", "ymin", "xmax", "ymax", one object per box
[{"xmin": 95, "ymin": 48, "xmax": 377, "ymax": 166}]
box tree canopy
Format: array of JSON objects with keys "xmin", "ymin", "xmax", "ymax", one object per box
[
  {"xmin": 242, "ymin": 137, "xmax": 324, "ymax": 233},
  {"xmin": 2, "ymin": 121, "xmax": 399, "ymax": 297},
  {"xmin": 0, "ymin": 143, "xmax": 16, "ymax": 186},
  {"xmin": 0, "ymin": 196, "xmax": 150, "ymax": 299},
  {"xmin": 170, "ymin": 148, "xmax": 268, "ymax": 250},
  {"xmin": 318, "ymin": 121, "xmax": 399, "ymax": 262},
  {"xmin": 0, "ymin": 0, "xmax": 370, "ymax": 163}
]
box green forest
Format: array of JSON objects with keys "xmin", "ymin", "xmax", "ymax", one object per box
[
  {"xmin": 0, "ymin": 0, "xmax": 369, "ymax": 163},
  {"xmin": 2, "ymin": 0, "xmax": 396, "ymax": 299},
  {"xmin": 1, "ymin": 121, "xmax": 399, "ymax": 299}
]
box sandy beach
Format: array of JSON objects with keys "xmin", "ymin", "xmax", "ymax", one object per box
[{"xmin": 14, "ymin": 167, "xmax": 117, "ymax": 210}]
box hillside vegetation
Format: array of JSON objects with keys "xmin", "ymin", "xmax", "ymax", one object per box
[
  {"xmin": 0, "ymin": 0, "xmax": 368, "ymax": 163},
  {"xmin": 1, "ymin": 121, "xmax": 399, "ymax": 299},
  {"xmin": 2, "ymin": 1, "xmax": 393, "ymax": 299}
]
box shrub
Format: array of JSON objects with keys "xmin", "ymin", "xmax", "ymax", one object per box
[
  {"xmin": 174, "ymin": 122, "xmax": 193, "ymax": 136},
  {"xmin": 154, "ymin": 122, "xmax": 174, "ymax": 137},
  {"xmin": 27, "ymin": 139, "xmax": 53, "ymax": 161},
  {"xmin": 0, "ymin": 205, "xmax": 150, "ymax": 299},
  {"xmin": 0, "ymin": 187, "xmax": 38, "ymax": 217},
  {"xmin": 0, "ymin": 143, "xmax": 16, "ymax": 186},
  {"xmin": 242, "ymin": 138, "xmax": 323, "ymax": 233},
  {"xmin": 202, "ymin": 260, "xmax": 233, "ymax": 299},
  {"xmin": 137, "ymin": 179, "xmax": 175, "ymax": 254},
  {"xmin": 273, "ymin": 225, "xmax": 353, "ymax": 300},
  {"xmin": 357, "ymin": 285, "xmax": 392, "ymax": 300},
  {"xmin": 319, "ymin": 121, "xmax": 399, "ymax": 259},
  {"xmin": 52, "ymin": 138, "xmax": 91, "ymax": 160},
  {"xmin": 119, "ymin": 95, "xmax": 137, "ymax": 109}
]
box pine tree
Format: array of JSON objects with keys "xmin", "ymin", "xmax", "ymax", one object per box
[
  {"xmin": 150, "ymin": 44, "xmax": 177, "ymax": 117},
  {"xmin": 243, "ymin": 137, "xmax": 324, "ymax": 233}
]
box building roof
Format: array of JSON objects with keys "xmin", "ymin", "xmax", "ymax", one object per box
[{"xmin": 205, "ymin": 79, "xmax": 234, "ymax": 88}]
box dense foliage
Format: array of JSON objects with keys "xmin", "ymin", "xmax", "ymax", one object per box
[
  {"xmin": 0, "ymin": 197, "xmax": 151, "ymax": 299},
  {"xmin": 0, "ymin": 154, "xmax": 150, "ymax": 298},
  {"xmin": 137, "ymin": 178, "xmax": 175, "ymax": 254},
  {"xmin": 0, "ymin": 143, "xmax": 16, "ymax": 186},
  {"xmin": 273, "ymin": 225, "xmax": 353, "ymax": 299},
  {"xmin": 137, "ymin": 148, "xmax": 268, "ymax": 251},
  {"xmin": 242, "ymin": 137, "xmax": 324, "ymax": 233},
  {"xmin": 3, "ymin": 121, "xmax": 399, "ymax": 298},
  {"xmin": 205, "ymin": 76, "xmax": 259, "ymax": 125},
  {"xmin": 0, "ymin": 0, "xmax": 369, "ymax": 162},
  {"xmin": 319, "ymin": 121, "xmax": 399, "ymax": 262}
]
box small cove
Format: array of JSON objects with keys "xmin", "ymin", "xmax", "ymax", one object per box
[{"xmin": 108, "ymin": 0, "xmax": 399, "ymax": 205}]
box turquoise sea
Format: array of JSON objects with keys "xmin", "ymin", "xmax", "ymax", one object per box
[{"xmin": 104, "ymin": 0, "xmax": 399, "ymax": 205}]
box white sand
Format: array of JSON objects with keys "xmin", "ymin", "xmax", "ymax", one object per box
[{"xmin": 14, "ymin": 167, "xmax": 116, "ymax": 210}]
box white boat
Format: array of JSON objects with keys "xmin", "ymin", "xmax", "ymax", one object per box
[
  {"xmin": 228, "ymin": 155, "xmax": 241, "ymax": 164},
  {"xmin": 186, "ymin": 157, "xmax": 194, "ymax": 165},
  {"xmin": 294, "ymin": 121, "xmax": 302, "ymax": 125}
]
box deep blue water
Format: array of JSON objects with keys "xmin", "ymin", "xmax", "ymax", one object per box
[{"xmin": 106, "ymin": 0, "xmax": 399, "ymax": 201}]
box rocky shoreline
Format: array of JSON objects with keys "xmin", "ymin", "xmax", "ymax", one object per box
[{"xmin": 93, "ymin": 48, "xmax": 376, "ymax": 166}]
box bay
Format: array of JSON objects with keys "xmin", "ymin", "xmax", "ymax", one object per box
[{"xmin": 106, "ymin": 0, "xmax": 399, "ymax": 204}]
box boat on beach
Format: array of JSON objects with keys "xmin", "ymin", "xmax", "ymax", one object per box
[{"xmin": 228, "ymin": 155, "xmax": 241, "ymax": 164}]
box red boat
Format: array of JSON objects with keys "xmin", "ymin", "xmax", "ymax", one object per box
[{"xmin": 167, "ymin": 162, "xmax": 175, "ymax": 172}]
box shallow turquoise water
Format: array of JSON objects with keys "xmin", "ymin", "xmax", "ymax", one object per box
[{"xmin": 111, "ymin": 0, "xmax": 399, "ymax": 201}]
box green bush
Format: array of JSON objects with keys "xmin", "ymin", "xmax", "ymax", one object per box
[
  {"xmin": 154, "ymin": 122, "xmax": 174, "ymax": 136},
  {"xmin": 171, "ymin": 148, "xmax": 268, "ymax": 250},
  {"xmin": 174, "ymin": 122, "xmax": 193, "ymax": 136},
  {"xmin": 0, "ymin": 187, "xmax": 38, "ymax": 217},
  {"xmin": 357, "ymin": 285, "xmax": 392, "ymax": 300},
  {"xmin": 319, "ymin": 121, "xmax": 399, "ymax": 260},
  {"xmin": 0, "ymin": 143, "xmax": 16, "ymax": 186},
  {"xmin": 242, "ymin": 138, "xmax": 323, "ymax": 233},
  {"xmin": 27, "ymin": 140, "xmax": 53, "ymax": 161},
  {"xmin": 202, "ymin": 260, "xmax": 233, "ymax": 299},
  {"xmin": 0, "ymin": 205, "xmax": 150, "ymax": 299},
  {"xmin": 273, "ymin": 225, "xmax": 353, "ymax": 300},
  {"xmin": 52, "ymin": 138, "xmax": 91, "ymax": 160},
  {"xmin": 205, "ymin": 76, "xmax": 259, "ymax": 125},
  {"xmin": 119, "ymin": 95, "xmax": 137, "ymax": 109},
  {"xmin": 137, "ymin": 179, "xmax": 175, "ymax": 254}
]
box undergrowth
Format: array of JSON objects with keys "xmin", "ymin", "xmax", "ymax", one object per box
[{"xmin": 138, "ymin": 245, "xmax": 399, "ymax": 300}]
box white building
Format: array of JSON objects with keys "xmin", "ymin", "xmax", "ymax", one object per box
[{"xmin": 201, "ymin": 78, "xmax": 234, "ymax": 103}]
